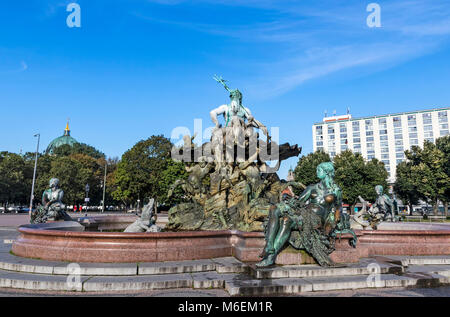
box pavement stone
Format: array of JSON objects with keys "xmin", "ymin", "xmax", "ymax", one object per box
[
  {"xmin": 191, "ymin": 272, "xmax": 238, "ymax": 289},
  {"xmin": 211, "ymin": 257, "xmax": 250, "ymax": 273},
  {"xmin": 0, "ymin": 269, "xmax": 91, "ymax": 291},
  {"xmin": 138, "ymin": 259, "xmax": 215, "ymax": 275},
  {"xmin": 225, "ymin": 277, "xmax": 313, "ymax": 296},
  {"xmin": 83, "ymin": 273, "xmax": 193, "ymax": 292},
  {"xmin": 249, "ymin": 260, "xmax": 400, "ymax": 279}
]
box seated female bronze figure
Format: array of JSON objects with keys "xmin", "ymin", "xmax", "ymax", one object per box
[{"xmin": 257, "ymin": 162, "xmax": 357, "ymax": 267}]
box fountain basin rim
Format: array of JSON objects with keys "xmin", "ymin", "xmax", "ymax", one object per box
[
  {"xmin": 16, "ymin": 225, "xmax": 362, "ymax": 239},
  {"xmin": 17, "ymin": 226, "xmax": 232, "ymax": 239},
  {"xmin": 359, "ymin": 229, "xmax": 450, "ymax": 235}
]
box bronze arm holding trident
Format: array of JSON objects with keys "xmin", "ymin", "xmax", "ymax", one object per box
[{"xmin": 211, "ymin": 75, "xmax": 270, "ymax": 140}]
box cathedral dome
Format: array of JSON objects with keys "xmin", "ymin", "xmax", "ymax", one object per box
[{"xmin": 46, "ymin": 122, "xmax": 79, "ymax": 154}]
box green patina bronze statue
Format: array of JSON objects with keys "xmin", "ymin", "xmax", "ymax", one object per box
[
  {"xmin": 30, "ymin": 178, "xmax": 72, "ymax": 224},
  {"xmin": 167, "ymin": 76, "xmax": 301, "ymax": 232},
  {"xmin": 257, "ymin": 162, "xmax": 357, "ymax": 267},
  {"xmin": 353, "ymin": 185, "xmax": 398, "ymax": 229}
]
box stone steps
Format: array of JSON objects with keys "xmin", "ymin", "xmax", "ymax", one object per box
[
  {"xmin": 1, "ymin": 266, "xmax": 449, "ymax": 294},
  {"xmin": 225, "ymin": 272, "xmax": 450, "ymax": 296},
  {"xmin": 0, "ymin": 268, "xmax": 240, "ymax": 292},
  {"xmin": 379, "ymin": 255, "xmax": 450, "ymax": 266},
  {"xmin": 0, "ymin": 252, "xmax": 248, "ymax": 276},
  {"xmin": 1, "ymin": 247, "xmax": 450, "ymax": 295},
  {"xmin": 248, "ymin": 258, "xmax": 403, "ymax": 279}
]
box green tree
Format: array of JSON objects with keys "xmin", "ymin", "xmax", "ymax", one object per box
[
  {"xmin": 436, "ymin": 136, "xmax": 450, "ymax": 216},
  {"xmin": 394, "ymin": 161, "xmax": 421, "ymax": 213},
  {"xmin": 333, "ymin": 151, "xmax": 388, "ymax": 213},
  {"xmin": 52, "ymin": 143, "xmax": 105, "ymax": 159},
  {"xmin": 0, "ymin": 152, "xmax": 28, "ymax": 207},
  {"xmin": 294, "ymin": 150, "xmax": 388, "ymax": 213},
  {"xmin": 158, "ymin": 159, "xmax": 187, "ymax": 205},
  {"xmin": 34, "ymin": 153, "xmax": 107, "ymax": 206},
  {"xmin": 112, "ymin": 135, "xmax": 174, "ymax": 208},
  {"xmin": 404, "ymin": 141, "xmax": 448, "ymax": 215},
  {"xmin": 293, "ymin": 150, "xmax": 331, "ymax": 194}
]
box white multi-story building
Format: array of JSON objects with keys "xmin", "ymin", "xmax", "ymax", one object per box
[{"xmin": 312, "ymin": 107, "xmax": 450, "ymax": 183}]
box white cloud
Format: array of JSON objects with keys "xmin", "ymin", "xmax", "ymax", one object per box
[
  {"xmin": 139, "ymin": 0, "xmax": 450, "ymax": 98},
  {"xmin": 20, "ymin": 61, "xmax": 28, "ymax": 71}
]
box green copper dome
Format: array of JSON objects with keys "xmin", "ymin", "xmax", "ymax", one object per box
[{"xmin": 45, "ymin": 122, "xmax": 79, "ymax": 155}]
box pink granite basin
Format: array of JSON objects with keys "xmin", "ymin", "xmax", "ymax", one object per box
[{"xmin": 11, "ymin": 216, "xmax": 450, "ymax": 263}]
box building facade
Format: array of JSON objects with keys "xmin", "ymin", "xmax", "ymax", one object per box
[{"xmin": 312, "ymin": 107, "xmax": 450, "ymax": 183}]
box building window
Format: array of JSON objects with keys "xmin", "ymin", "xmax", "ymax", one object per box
[
  {"xmin": 340, "ymin": 139, "xmax": 348, "ymax": 145},
  {"xmin": 340, "ymin": 133, "xmax": 347, "ymax": 139},
  {"xmin": 380, "ymin": 135, "xmax": 388, "ymax": 140},
  {"xmin": 366, "ymin": 136, "xmax": 374, "ymax": 142},
  {"xmin": 409, "ymin": 133, "xmax": 418, "ymax": 139},
  {"xmin": 352, "ymin": 121, "xmax": 360, "ymax": 131},
  {"xmin": 424, "ymin": 125, "xmax": 433, "ymax": 131},
  {"xmin": 381, "ymin": 154, "xmax": 389, "ymax": 159},
  {"xmin": 328, "ymin": 125, "xmax": 335, "ymax": 134},
  {"xmin": 380, "ymin": 141, "xmax": 389, "ymax": 147},
  {"xmin": 424, "ymin": 131, "xmax": 433, "ymax": 138},
  {"xmin": 407, "ymin": 114, "xmax": 417, "ymax": 126},
  {"xmin": 397, "ymin": 159, "xmax": 404, "ymax": 164},
  {"xmin": 329, "ymin": 135, "xmax": 335, "ymax": 140},
  {"xmin": 379, "ymin": 129, "xmax": 388, "ymax": 135},
  {"xmin": 393, "ymin": 117, "xmax": 402, "ymax": 127},
  {"xmin": 438, "ymin": 111, "xmax": 448, "ymax": 123},
  {"xmin": 395, "ymin": 134, "xmax": 403, "ymax": 140},
  {"xmin": 316, "ymin": 126, "xmax": 323, "ymax": 135},
  {"xmin": 395, "ymin": 146, "xmax": 404, "ymax": 153},
  {"xmin": 394, "ymin": 128, "xmax": 402, "ymax": 134},
  {"xmin": 395, "ymin": 140, "xmax": 403, "ymax": 146},
  {"xmin": 381, "ymin": 147, "xmax": 389, "ymax": 153},
  {"xmin": 316, "ymin": 135, "xmax": 323, "ymax": 141},
  {"xmin": 423, "ymin": 113, "xmax": 432, "ymax": 125},
  {"xmin": 316, "ymin": 141, "xmax": 323, "ymax": 146},
  {"xmin": 353, "ymin": 138, "xmax": 361, "ymax": 143},
  {"xmin": 382, "ymin": 160, "xmax": 390, "ymax": 165},
  {"xmin": 366, "ymin": 131, "xmax": 374, "ymax": 136},
  {"xmin": 410, "ymin": 139, "xmax": 419, "ymax": 145},
  {"xmin": 441, "ymin": 130, "xmax": 450, "ymax": 136},
  {"xmin": 368, "ymin": 155, "xmax": 375, "ymax": 160}
]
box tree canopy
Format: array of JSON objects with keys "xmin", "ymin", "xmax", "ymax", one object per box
[
  {"xmin": 395, "ymin": 138, "xmax": 449, "ymax": 214},
  {"xmin": 294, "ymin": 150, "xmax": 389, "ymax": 211},
  {"xmin": 112, "ymin": 135, "xmax": 187, "ymax": 207}
]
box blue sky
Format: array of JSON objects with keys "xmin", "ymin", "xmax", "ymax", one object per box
[{"xmin": 1, "ymin": 0, "xmax": 450, "ymax": 178}]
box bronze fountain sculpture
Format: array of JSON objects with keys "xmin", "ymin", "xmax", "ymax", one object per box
[{"xmin": 30, "ymin": 178, "xmax": 72, "ymax": 224}]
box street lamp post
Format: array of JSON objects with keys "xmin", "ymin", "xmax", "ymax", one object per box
[
  {"xmin": 29, "ymin": 133, "xmax": 40, "ymax": 217},
  {"xmin": 85, "ymin": 183, "xmax": 90, "ymax": 214},
  {"xmin": 101, "ymin": 162, "xmax": 107, "ymax": 213}
]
